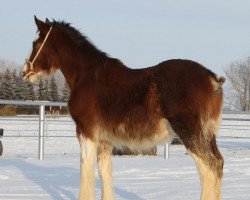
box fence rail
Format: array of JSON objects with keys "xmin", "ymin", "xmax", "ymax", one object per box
[
  {"xmin": 0, "ymin": 99, "xmax": 67, "ymax": 107},
  {"xmin": 0, "ymin": 99, "xmax": 250, "ymax": 160},
  {"xmin": 0, "ymin": 99, "xmax": 68, "ymax": 160}
]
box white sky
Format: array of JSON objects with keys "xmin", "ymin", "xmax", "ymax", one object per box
[{"xmin": 1, "ymin": 0, "xmax": 250, "ymax": 76}]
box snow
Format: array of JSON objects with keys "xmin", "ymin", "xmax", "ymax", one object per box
[{"xmin": 0, "ymin": 114, "xmax": 250, "ymax": 200}]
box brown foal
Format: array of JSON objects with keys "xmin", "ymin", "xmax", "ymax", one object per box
[{"xmin": 23, "ymin": 16, "xmax": 225, "ymax": 200}]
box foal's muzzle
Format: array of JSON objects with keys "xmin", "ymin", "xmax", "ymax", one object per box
[{"xmin": 22, "ymin": 61, "xmax": 37, "ymax": 81}]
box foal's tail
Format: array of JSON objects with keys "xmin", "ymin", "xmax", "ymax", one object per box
[
  {"xmin": 212, "ymin": 76, "xmax": 225, "ymax": 96},
  {"xmin": 208, "ymin": 75, "xmax": 225, "ymax": 125}
]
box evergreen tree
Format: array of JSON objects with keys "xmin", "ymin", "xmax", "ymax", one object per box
[
  {"xmin": 12, "ymin": 71, "xmax": 36, "ymax": 101},
  {"xmin": 61, "ymin": 81, "xmax": 70, "ymax": 102},
  {"xmin": 0, "ymin": 60, "xmax": 37, "ymax": 101},
  {"xmin": 49, "ymin": 77, "xmax": 59, "ymax": 101},
  {"xmin": 37, "ymin": 79, "xmax": 46, "ymax": 100},
  {"xmin": 0, "ymin": 73, "xmax": 4, "ymax": 99},
  {"xmin": 17, "ymin": 71, "xmax": 28, "ymax": 100},
  {"xmin": 1, "ymin": 69, "xmax": 14, "ymax": 99},
  {"xmin": 12, "ymin": 69, "xmax": 23, "ymax": 100},
  {"xmin": 44, "ymin": 79, "xmax": 52, "ymax": 101},
  {"xmin": 26, "ymin": 82, "xmax": 36, "ymax": 100}
]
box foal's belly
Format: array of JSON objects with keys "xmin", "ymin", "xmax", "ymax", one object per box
[{"xmin": 99, "ymin": 118, "xmax": 175, "ymax": 150}]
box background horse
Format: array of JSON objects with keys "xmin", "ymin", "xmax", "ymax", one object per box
[
  {"xmin": 45, "ymin": 106, "xmax": 61, "ymax": 115},
  {"xmin": 23, "ymin": 16, "xmax": 225, "ymax": 200}
]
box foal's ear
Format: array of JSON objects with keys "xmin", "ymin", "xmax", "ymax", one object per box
[{"xmin": 34, "ymin": 15, "xmax": 50, "ymax": 34}]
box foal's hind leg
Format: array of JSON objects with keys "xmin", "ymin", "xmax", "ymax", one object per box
[
  {"xmin": 188, "ymin": 134, "xmax": 223, "ymax": 200},
  {"xmin": 97, "ymin": 141, "xmax": 114, "ymax": 200},
  {"xmin": 170, "ymin": 118, "xmax": 223, "ymax": 200},
  {"xmin": 78, "ymin": 135, "xmax": 97, "ymax": 200}
]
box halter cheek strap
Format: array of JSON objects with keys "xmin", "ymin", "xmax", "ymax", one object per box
[{"xmin": 24, "ymin": 26, "xmax": 53, "ymax": 79}]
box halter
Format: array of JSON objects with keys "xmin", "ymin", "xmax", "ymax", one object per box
[{"xmin": 24, "ymin": 26, "xmax": 53, "ymax": 79}]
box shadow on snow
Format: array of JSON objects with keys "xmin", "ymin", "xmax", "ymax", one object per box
[{"xmin": 0, "ymin": 159, "xmax": 145, "ymax": 200}]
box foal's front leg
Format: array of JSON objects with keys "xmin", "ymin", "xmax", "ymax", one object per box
[
  {"xmin": 79, "ymin": 136, "xmax": 97, "ymax": 200},
  {"xmin": 97, "ymin": 141, "xmax": 114, "ymax": 200}
]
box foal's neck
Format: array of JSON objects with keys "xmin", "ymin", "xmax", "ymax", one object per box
[
  {"xmin": 53, "ymin": 28, "xmax": 109, "ymax": 90},
  {"xmin": 57, "ymin": 46, "xmax": 106, "ymax": 91}
]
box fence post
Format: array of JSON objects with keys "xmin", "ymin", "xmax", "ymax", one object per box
[
  {"xmin": 38, "ymin": 105, "xmax": 45, "ymax": 160},
  {"xmin": 164, "ymin": 143, "xmax": 170, "ymax": 159}
]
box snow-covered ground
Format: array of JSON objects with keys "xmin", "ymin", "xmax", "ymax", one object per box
[{"xmin": 0, "ymin": 114, "xmax": 250, "ymax": 200}]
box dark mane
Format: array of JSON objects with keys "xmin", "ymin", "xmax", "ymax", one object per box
[{"xmin": 53, "ymin": 20, "xmax": 108, "ymax": 59}]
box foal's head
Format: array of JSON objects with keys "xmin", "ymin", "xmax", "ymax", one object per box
[{"xmin": 23, "ymin": 16, "xmax": 58, "ymax": 83}]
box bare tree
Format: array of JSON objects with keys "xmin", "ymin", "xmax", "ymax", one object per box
[
  {"xmin": 0, "ymin": 57, "xmax": 20, "ymax": 72},
  {"xmin": 224, "ymin": 57, "xmax": 250, "ymax": 111}
]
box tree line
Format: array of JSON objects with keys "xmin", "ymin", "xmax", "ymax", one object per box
[
  {"xmin": 0, "ymin": 67, "xmax": 69, "ymax": 102},
  {"xmin": 224, "ymin": 57, "xmax": 250, "ymax": 111}
]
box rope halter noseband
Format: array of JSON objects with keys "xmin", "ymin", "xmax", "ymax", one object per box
[{"xmin": 24, "ymin": 26, "xmax": 53, "ymax": 79}]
